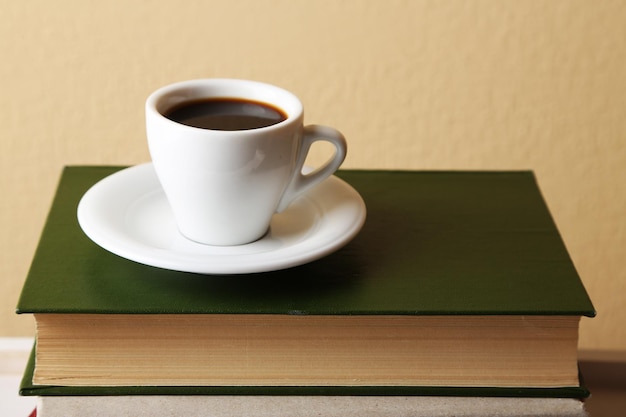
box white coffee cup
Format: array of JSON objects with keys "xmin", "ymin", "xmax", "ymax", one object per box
[{"xmin": 145, "ymin": 79, "xmax": 347, "ymax": 246}]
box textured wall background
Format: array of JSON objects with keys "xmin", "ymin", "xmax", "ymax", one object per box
[{"xmin": 1, "ymin": 0, "xmax": 625, "ymax": 351}]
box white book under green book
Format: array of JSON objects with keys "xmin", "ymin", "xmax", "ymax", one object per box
[{"xmin": 35, "ymin": 395, "xmax": 588, "ymax": 417}]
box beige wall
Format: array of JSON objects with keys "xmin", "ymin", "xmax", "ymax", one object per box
[{"xmin": 1, "ymin": 1, "xmax": 625, "ymax": 351}]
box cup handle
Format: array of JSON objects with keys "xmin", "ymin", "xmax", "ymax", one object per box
[{"xmin": 276, "ymin": 125, "xmax": 347, "ymax": 212}]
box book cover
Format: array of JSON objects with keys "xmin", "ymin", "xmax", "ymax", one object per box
[{"xmin": 16, "ymin": 167, "xmax": 595, "ymax": 317}]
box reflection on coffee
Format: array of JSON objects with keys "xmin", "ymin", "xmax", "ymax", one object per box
[{"xmin": 164, "ymin": 98, "xmax": 287, "ymax": 131}]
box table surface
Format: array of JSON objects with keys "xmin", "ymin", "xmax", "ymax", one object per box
[
  {"xmin": 1, "ymin": 338, "xmax": 624, "ymax": 417},
  {"xmin": 578, "ymin": 350, "xmax": 626, "ymax": 417},
  {"xmin": 0, "ymin": 338, "xmax": 36, "ymax": 417}
]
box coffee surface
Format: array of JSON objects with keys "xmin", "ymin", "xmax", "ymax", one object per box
[{"xmin": 164, "ymin": 98, "xmax": 287, "ymax": 130}]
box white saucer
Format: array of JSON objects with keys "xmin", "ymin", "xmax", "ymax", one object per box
[{"xmin": 77, "ymin": 163, "xmax": 366, "ymax": 274}]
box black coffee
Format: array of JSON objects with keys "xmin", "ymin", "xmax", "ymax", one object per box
[{"xmin": 164, "ymin": 98, "xmax": 287, "ymax": 130}]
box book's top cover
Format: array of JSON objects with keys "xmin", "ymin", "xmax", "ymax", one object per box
[{"xmin": 16, "ymin": 167, "xmax": 595, "ymax": 317}]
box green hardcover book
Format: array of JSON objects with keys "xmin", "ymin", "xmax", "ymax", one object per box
[
  {"xmin": 20, "ymin": 349, "xmax": 591, "ymax": 417},
  {"xmin": 20, "ymin": 352, "xmax": 590, "ymax": 417},
  {"xmin": 17, "ymin": 167, "xmax": 595, "ymax": 395},
  {"xmin": 19, "ymin": 345, "xmax": 592, "ymax": 398}
]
